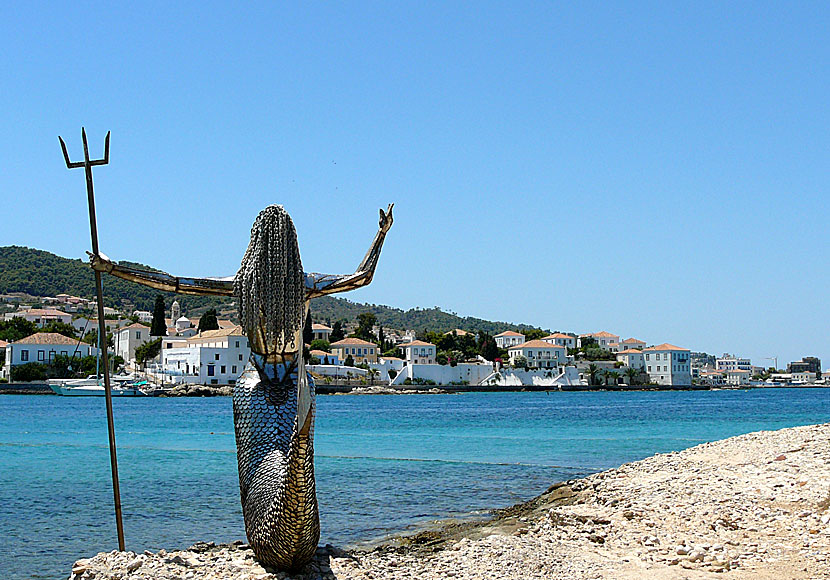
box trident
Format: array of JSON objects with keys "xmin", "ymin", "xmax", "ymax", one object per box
[{"xmin": 58, "ymin": 128, "xmax": 125, "ymax": 551}]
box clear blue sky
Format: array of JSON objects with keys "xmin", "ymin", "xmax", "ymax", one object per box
[{"xmin": 2, "ymin": 2, "xmax": 828, "ymax": 369}]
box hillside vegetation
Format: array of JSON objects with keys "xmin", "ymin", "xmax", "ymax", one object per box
[{"xmin": 0, "ymin": 246, "xmax": 544, "ymax": 334}]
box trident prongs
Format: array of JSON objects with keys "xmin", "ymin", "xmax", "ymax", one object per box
[{"xmin": 58, "ymin": 127, "xmax": 110, "ymax": 168}]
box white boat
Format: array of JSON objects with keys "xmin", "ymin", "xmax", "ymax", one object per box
[{"xmin": 48, "ymin": 375, "xmax": 148, "ymax": 396}]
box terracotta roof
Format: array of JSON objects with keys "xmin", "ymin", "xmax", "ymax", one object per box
[
  {"xmin": 495, "ymin": 331, "xmax": 524, "ymax": 337},
  {"xmin": 591, "ymin": 331, "xmax": 618, "ymax": 338},
  {"xmin": 617, "ymin": 349, "xmax": 644, "ymax": 355},
  {"xmin": 312, "ymin": 323, "xmax": 332, "ymax": 331},
  {"xmin": 17, "ymin": 332, "xmax": 79, "ymax": 346},
  {"xmin": 398, "ymin": 340, "xmax": 435, "ymax": 348},
  {"xmin": 509, "ymin": 339, "xmax": 566, "ymax": 350},
  {"xmin": 14, "ymin": 308, "xmax": 70, "ymax": 317},
  {"xmin": 331, "ymin": 338, "xmax": 377, "ymax": 347},
  {"xmin": 621, "ymin": 338, "xmax": 645, "ymax": 344},
  {"xmin": 643, "ymin": 343, "xmax": 688, "ymax": 352},
  {"xmin": 381, "ymin": 356, "xmax": 403, "ymax": 361},
  {"xmin": 217, "ymin": 320, "xmax": 236, "ymax": 329},
  {"xmin": 545, "ymin": 333, "xmax": 574, "ymax": 339},
  {"xmin": 0, "ymin": 340, "xmax": 8, "ymax": 348},
  {"xmin": 445, "ymin": 329, "xmax": 470, "ymax": 336},
  {"xmin": 197, "ymin": 326, "xmax": 244, "ymax": 338},
  {"xmin": 118, "ymin": 323, "xmax": 149, "ymax": 331},
  {"xmin": 310, "ymin": 349, "xmax": 333, "ymax": 357}
]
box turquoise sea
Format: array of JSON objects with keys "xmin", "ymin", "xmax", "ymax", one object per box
[{"xmin": 1, "ymin": 388, "xmax": 828, "ymax": 579}]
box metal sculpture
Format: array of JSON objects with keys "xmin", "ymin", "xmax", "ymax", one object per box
[{"xmin": 90, "ymin": 202, "xmax": 393, "ymax": 570}]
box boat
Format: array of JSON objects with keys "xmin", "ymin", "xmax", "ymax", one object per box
[{"xmin": 48, "ymin": 375, "xmax": 148, "ymax": 396}]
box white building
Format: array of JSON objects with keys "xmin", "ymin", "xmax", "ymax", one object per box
[
  {"xmin": 4, "ymin": 332, "xmax": 93, "ymax": 377},
  {"xmin": 399, "ymin": 340, "xmax": 437, "ymax": 365},
  {"xmin": 726, "ymin": 369, "xmax": 751, "ymax": 386},
  {"xmin": 616, "ymin": 349, "xmax": 645, "ymax": 370},
  {"xmin": 542, "ymin": 333, "xmax": 576, "ymax": 349},
  {"xmin": 716, "ymin": 354, "xmax": 752, "ymax": 372},
  {"xmin": 311, "ymin": 323, "xmax": 332, "ymax": 342},
  {"xmin": 580, "ymin": 331, "xmax": 620, "ymax": 351},
  {"xmin": 619, "ymin": 338, "xmax": 646, "ymax": 351},
  {"xmin": 643, "ymin": 343, "xmax": 692, "ymax": 386},
  {"xmin": 5, "ymin": 308, "xmax": 72, "ymax": 326},
  {"xmin": 494, "ymin": 331, "xmax": 525, "ymax": 349},
  {"xmin": 114, "ymin": 323, "xmax": 152, "ymax": 363},
  {"xmin": 310, "ymin": 349, "xmax": 340, "ymax": 365},
  {"xmin": 132, "ymin": 310, "xmax": 153, "ymax": 324},
  {"xmin": 508, "ymin": 340, "xmax": 568, "ymax": 369},
  {"xmin": 161, "ymin": 327, "xmax": 250, "ymax": 385}
]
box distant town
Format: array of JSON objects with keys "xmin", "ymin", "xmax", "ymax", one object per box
[{"xmin": 0, "ymin": 291, "xmax": 825, "ymax": 390}]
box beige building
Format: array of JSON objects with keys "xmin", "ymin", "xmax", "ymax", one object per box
[{"xmin": 331, "ymin": 338, "xmax": 378, "ymax": 364}]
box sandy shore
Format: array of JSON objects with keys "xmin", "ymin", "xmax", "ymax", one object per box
[{"xmin": 69, "ymin": 423, "xmax": 830, "ymax": 580}]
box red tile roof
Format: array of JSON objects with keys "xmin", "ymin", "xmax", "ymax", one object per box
[
  {"xmin": 331, "ymin": 338, "xmax": 377, "ymax": 347},
  {"xmin": 17, "ymin": 332, "xmax": 79, "ymax": 346},
  {"xmin": 509, "ymin": 340, "xmax": 567, "ymax": 350},
  {"xmin": 398, "ymin": 340, "xmax": 435, "ymax": 348},
  {"xmin": 643, "ymin": 343, "xmax": 688, "ymax": 352},
  {"xmin": 495, "ymin": 331, "xmax": 524, "ymax": 337}
]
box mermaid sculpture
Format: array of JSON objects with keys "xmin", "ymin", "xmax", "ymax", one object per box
[{"xmin": 90, "ymin": 203, "xmax": 393, "ymax": 570}]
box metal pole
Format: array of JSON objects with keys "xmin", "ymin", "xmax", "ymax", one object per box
[{"xmin": 59, "ymin": 128, "xmax": 125, "ymax": 551}]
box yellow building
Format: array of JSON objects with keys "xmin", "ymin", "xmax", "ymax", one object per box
[{"xmin": 330, "ymin": 338, "xmax": 378, "ymax": 364}]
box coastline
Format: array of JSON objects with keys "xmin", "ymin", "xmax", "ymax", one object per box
[{"xmin": 69, "ymin": 422, "xmax": 830, "ymax": 579}]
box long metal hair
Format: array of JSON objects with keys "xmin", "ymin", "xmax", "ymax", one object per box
[{"xmin": 234, "ymin": 205, "xmax": 305, "ymax": 357}]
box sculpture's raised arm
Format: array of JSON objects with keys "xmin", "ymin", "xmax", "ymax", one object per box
[
  {"xmin": 88, "ymin": 252, "xmax": 235, "ymax": 297},
  {"xmin": 304, "ymin": 203, "xmax": 394, "ymax": 299}
]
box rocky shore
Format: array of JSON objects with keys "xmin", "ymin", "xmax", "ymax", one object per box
[{"xmin": 69, "ymin": 423, "xmax": 830, "ymax": 579}]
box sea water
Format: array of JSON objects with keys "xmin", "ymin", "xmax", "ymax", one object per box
[{"xmin": 1, "ymin": 388, "xmax": 828, "ymax": 579}]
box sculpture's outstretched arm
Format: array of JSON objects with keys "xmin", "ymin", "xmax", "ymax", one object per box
[
  {"xmin": 88, "ymin": 252, "xmax": 235, "ymax": 297},
  {"xmin": 305, "ymin": 204, "xmax": 394, "ymax": 299}
]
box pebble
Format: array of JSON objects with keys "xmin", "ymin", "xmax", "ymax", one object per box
[{"xmin": 66, "ymin": 423, "xmax": 830, "ymax": 580}]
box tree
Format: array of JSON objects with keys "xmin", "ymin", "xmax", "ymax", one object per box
[
  {"xmin": 607, "ymin": 370, "xmax": 621, "ymax": 387},
  {"xmin": 624, "ymin": 367, "xmax": 640, "ymax": 386},
  {"xmin": 330, "ymin": 320, "xmax": 345, "ymax": 343},
  {"xmin": 522, "ymin": 329, "xmax": 547, "ymax": 341},
  {"xmin": 0, "ymin": 317, "xmax": 38, "ymax": 343},
  {"xmin": 303, "ymin": 310, "xmax": 313, "ymax": 345},
  {"xmin": 478, "ymin": 332, "xmax": 499, "ymax": 361},
  {"xmin": 377, "ymin": 325, "xmax": 386, "ymax": 351},
  {"xmin": 354, "ymin": 312, "xmax": 377, "ymax": 341},
  {"xmin": 198, "ymin": 308, "xmax": 219, "ymax": 333},
  {"xmin": 344, "ymin": 354, "xmax": 355, "ymax": 367},
  {"xmin": 150, "ymin": 295, "xmax": 167, "ymax": 337},
  {"xmin": 513, "ymin": 356, "xmax": 528, "ymax": 370},
  {"xmin": 40, "ymin": 321, "xmax": 77, "ymax": 339},
  {"xmin": 587, "ymin": 363, "xmax": 600, "ymax": 386},
  {"xmin": 367, "ymin": 368, "xmax": 380, "ymax": 385},
  {"xmin": 309, "ymin": 339, "xmax": 330, "ymax": 352},
  {"xmin": 135, "ymin": 337, "xmax": 162, "ymax": 368}
]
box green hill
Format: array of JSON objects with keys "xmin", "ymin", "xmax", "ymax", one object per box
[{"xmin": 0, "ymin": 246, "xmax": 544, "ymax": 335}]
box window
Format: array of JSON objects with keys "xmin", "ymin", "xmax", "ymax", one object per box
[
  {"xmin": 49, "ymin": 350, "xmax": 56, "ymax": 362},
  {"xmin": 214, "ymin": 354, "xmax": 220, "ymax": 361},
  {"xmin": 38, "ymin": 350, "xmax": 45, "ymax": 361},
  {"xmin": 645, "ymin": 354, "xmax": 650, "ymax": 361},
  {"xmin": 235, "ymin": 341, "xmax": 240, "ymax": 348},
  {"xmin": 232, "ymin": 365, "xmax": 237, "ymax": 374},
  {"xmin": 207, "ymin": 365, "xmax": 215, "ymax": 377},
  {"xmin": 221, "ymin": 366, "xmax": 226, "ymax": 374},
  {"xmin": 647, "ymin": 365, "xmax": 651, "ymax": 372},
  {"xmin": 136, "ymin": 331, "xmax": 141, "ymax": 339},
  {"xmin": 61, "ymin": 350, "xmax": 67, "ymax": 356}
]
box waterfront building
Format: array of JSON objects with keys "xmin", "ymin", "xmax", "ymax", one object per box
[
  {"xmin": 788, "ymin": 357, "xmax": 822, "ymax": 375},
  {"xmin": 311, "ymin": 323, "xmax": 332, "ymax": 342},
  {"xmin": 616, "ymin": 349, "xmax": 645, "ymax": 370},
  {"xmin": 726, "ymin": 369, "xmax": 751, "ymax": 386},
  {"xmin": 791, "ymin": 371, "xmax": 817, "ymax": 384},
  {"xmin": 507, "ymin": 340, "xmax": 567, "ymax": 369},
  {"xmin": 330, "ymin": 338, "xmax": 378, "ymax": 364},
  {"xmin": 716, "ymin": 354, "xmax": 752, "ymax": 372},
  {"xmin": 114, "ymin": 323, "xmax": 151, "ymax": 363},
  {"xmin": 699, "ymin": 370, "xmax": 727, "ymax": 386},
  {"xmin": 161, "ymin": 326, "xmax": 250, "ymax": 385},
  {"xmin": 398, "ymin": 340, "xmax": 437, "ymax": 365},
  {"xmin": 542, "ymin": 333, "xmax": 576, "ymax": 349},
  {"xmin": 4, "ymin": 308, "xmax": 72, "ymax": 327},
  {"xmin": 494, "ymin": 331, "xmax": 525, "ymax": 349},
  {"xmin": 3, "ymin": 332, "xmax": 94, "ymax": 377},
  {"xmin": 642, "ymin": 343, "xmax": 692, "ymax": 386},
  {"xmin": 619, "ymin": 338, "xmax": 646, "ymax": 350}
]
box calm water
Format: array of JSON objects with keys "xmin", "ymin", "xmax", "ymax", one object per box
[{"xmin": 1, "ymin": 388, "xmax": 828, "ymax": 579}]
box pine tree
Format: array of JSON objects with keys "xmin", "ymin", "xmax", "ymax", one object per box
[
  {"xmin": 303, "ymin": 310, "xmax": 313, "ymax": 345},
  {"xmin": 378, "ymin": 325, "xmax": 385, "ymax": 350},
  {"xmin": 330, "ymin": 320, "xmax": 345, "ymax": 342},
  {"xmin": 197, "ymin": 308, "xmax": 219, "ymax": 333},
  {"xmin": 150, "ymin": 295, "xmax": 167, "ymax": 336}
]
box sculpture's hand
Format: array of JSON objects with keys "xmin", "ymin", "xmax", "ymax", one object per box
[
  {"xmin": 87, "ymin": 251, "xmax": 114, "ymax": 274},
  {"xmin": 379, "ymin": 203, "xmax": 394, "ymax": 233}
]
